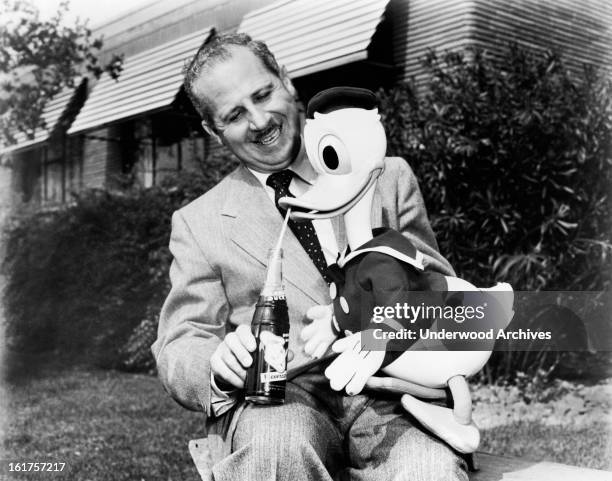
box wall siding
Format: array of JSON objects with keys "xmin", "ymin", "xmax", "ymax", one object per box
[
  {"xmin": 469, "ymin": 0, "xmax": 612, "ymax": 74},
  {"xmin": 388, "ymin": 0, "xmax": 611, "ymax": 87},
  {"xmin": 388, "ymin": 0, "xmax": 475, "ymax": 85}
]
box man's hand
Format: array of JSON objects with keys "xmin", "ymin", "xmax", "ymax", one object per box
[
  {"xmin": 324, "ymin": 331, "xmax": 385, "ymax": 396},
  {"xmin": 300, "ymin": 304, "xmax": 338, "ymax": 359},
  {"xmin": 210, "ymin": 324, "xmax": 256, "ymax": 389}
]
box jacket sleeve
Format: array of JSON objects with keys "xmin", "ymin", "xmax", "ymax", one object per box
[
  {"xmin": 390, "ymin": 157, "xmax": 456, "ymax": 277},
  {"xmin": 151, "ymin": 210, "xmax": 229, "ymax": 417}
]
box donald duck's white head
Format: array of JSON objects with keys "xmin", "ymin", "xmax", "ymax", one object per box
[{"xmin": 279, "ymin": 87, "xmax": 387, "ymax": 222}]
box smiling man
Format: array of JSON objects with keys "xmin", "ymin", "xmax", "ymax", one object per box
[
  {"xmin": 194, "ymin": 45, "xmax": 302, "ymax": 174},
  {"xmin": 152, "ymin": 33, "xmax": 466, "ymax": 481}
]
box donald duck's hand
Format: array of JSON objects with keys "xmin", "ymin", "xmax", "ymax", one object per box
[
  {"xmin": 301, "ymin": 305, "xmax": 338, "ymax": 359},
  {"xmin": 325, "ymin": 331, "xmax": 385, "ymax": 396}
]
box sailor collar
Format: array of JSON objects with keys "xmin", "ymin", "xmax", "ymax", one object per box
[{"xmin": 336, "ymin": 228, "xmax": 425, "ymax": 271}]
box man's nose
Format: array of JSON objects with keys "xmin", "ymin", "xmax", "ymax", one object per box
[{"xmin": 247, "ymin": 106, "xmax": 271, "ymax": 131}]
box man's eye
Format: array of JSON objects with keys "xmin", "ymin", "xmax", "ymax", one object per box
[
  {"xmin": 227, "ymin": 111, "xmax": 242, "ymax": 123},
  {"xmin": 255, "ymin": 90, "xmax": 272, "ymax": 102}
]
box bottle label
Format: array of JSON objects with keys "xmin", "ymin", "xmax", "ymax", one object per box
[
  {"xmin": 260, "ymin": 371, "xmax": 287, "ymax": 383},
  {"xmin": 245, "ymin": 298, "xmax": 290, "ymax": 403},
  {"xmin": 259, "ymin": 331, "xmax": 288, "ymax": 374}
]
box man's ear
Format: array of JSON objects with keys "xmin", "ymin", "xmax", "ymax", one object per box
[
  {"xmin": 201, "ymin": 120, "xmax": 222, "ymax": 145},
  {"xmin": 279, "ymin": 66, "xmax": 297, "ymax": 98}
]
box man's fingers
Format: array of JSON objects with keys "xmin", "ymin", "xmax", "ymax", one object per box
[
  {"xmin": 235, "ymin": 324, "xmax": 257, "ymax": 352},
  {"xmin": 224, "ymin": 332, "xmax": 253, "ymax": 368},
  {"xmin": 220, "ymin": 348, "xmax": 247, "ymax": 382},
  {"xmin": 214, "ymin": 367, "xmax": 243, "ymax": 389},
  {"xmin": 210, "ymin": 351, "xmax": 244, "ymax": 389},
  {"xmin": 210, "ymin": 328, "xmax": 256, "ymax": 390}
]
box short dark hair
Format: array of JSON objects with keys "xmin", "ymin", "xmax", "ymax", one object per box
[{"xmin": 183, "ymin": 32, "xmax": 282, "ymax": 126}]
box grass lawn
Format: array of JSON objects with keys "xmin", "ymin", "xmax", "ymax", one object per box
[
  {"xmin": 2, "ymin": 364, "xmax": 611, "ymax": 480},
  {"xmin": 474, "ymin": 379, "xmax": 612, "ymax": 471},
  {"xmin": 2, "ymin": 365, "xmax": 204, "ymax": 480}
]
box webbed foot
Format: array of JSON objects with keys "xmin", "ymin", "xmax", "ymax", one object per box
[{"xmin": 401, "ymin": 394, "xmax": 480, "ymax": 453}]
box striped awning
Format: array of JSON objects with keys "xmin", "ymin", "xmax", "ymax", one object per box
[
  {"xmin": 68, "ymin": 28, "xmax": 212, "ymax": 135},
  {"xmin": 1, "ymin": 86, "xmax": 79, "ymax": 154},
  {"xmin": 238, "ymin": 0, "xmax": 390, "ymax": 78}
]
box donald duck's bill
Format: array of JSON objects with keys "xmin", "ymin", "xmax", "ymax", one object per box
[{"xmin": 279, "ymin": 169, "xmax": 383, "ymax": 220}]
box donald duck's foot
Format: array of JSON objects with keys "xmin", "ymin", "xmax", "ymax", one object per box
[{"xmin": 401, "ymin": 394, "xmax": 480, "ymax": 454}]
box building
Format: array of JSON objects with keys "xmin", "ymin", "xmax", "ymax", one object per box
[{"xmin": 1, "ymin": 0, "xmax": 610, "ymax": 221}]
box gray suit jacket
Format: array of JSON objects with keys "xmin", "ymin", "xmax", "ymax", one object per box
[{"xmin": 152, "ymin": 156, "xmax": 454, "ymax": 423}]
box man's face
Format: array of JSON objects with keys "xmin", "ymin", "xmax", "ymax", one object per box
[{"xmin": 195, "ymin": 47, "xmax": 302, "ymax": 173}]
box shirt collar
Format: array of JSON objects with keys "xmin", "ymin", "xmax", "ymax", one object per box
[{"xmin": 247, "ymin": 137, "xmax": 316, "ymax": 188}]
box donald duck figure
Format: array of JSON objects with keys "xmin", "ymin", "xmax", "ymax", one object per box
[{"xmin": 279, "ymin": 87, "xmax": 514, "ymax": 454}]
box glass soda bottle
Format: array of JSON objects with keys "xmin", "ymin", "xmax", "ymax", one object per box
[{"xmin": 245, "ymin": 248, "xmax": 290, "ymax": 404}]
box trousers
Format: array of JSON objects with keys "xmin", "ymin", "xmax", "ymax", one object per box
[{"xmin": 211, "ymin": 373, "xmax": 468, "ymax": 481}]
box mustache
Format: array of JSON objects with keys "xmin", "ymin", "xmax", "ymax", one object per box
[{"xmin": 249, "ymin": 121, "xmax": 280, "ymax": 142}]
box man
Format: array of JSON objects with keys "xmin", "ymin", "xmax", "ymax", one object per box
[{"xmin": 152, "ymin": 33, "xmax": 468, "ymax": 480}]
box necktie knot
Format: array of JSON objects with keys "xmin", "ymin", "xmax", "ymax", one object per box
[
  {"xmin": 266, "ymin": 169, "xmax": 294, "ymax": 193},
  {"xmin": 267, "ymin": 170, "xmax": 295, "ymax": 209}
]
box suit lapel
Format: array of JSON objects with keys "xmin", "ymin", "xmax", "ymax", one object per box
[
  {"xmin": 371, "ymin": 183, "xmax": 384, "ymax": 228},
  {"xmin": 221, "ymin": 166, "xmax": 327, "ymax": 305}
]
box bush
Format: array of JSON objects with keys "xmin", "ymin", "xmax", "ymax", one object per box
[
  {"xmin": 2, "ymin": 153, "xmax": 238, "ymax": 370},
  {"xmin": 380, "ymin": 45, "xmax": 611, "ymax": 290},
  {"xmin": 379, "ymin": 45, "xmax": 612, "ymax": 381}
]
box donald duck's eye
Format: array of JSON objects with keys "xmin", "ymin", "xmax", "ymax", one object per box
[
  {"xmin": 317, "ymin": 135, "xmax": 351, "ymax": 174},
  {"xmin": 322, "ymin": 145, "xmax": 339, "ymax": 170}
]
